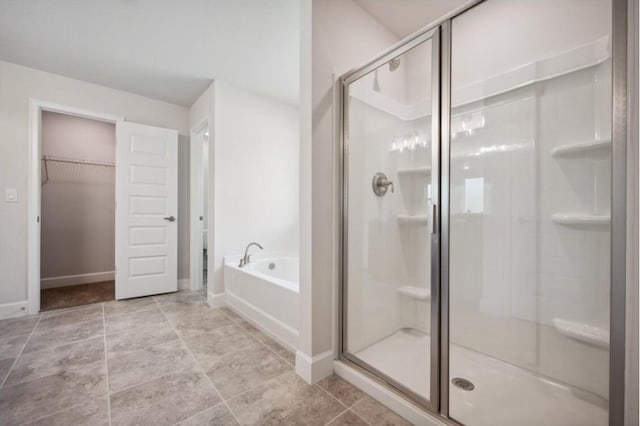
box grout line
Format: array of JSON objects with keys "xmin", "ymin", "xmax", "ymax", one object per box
[
  {"xmin": 101, "ymin": 303, "xmax": 112, "ymax": 426},
  {"xmin": 322, "ymin": 407, "xmax": 350, "ymax": 425},
  {"xmin": 18, "ymin": 391, "xmax": 111, "ymax": 426},
  {"xmin": 223, "ymin": 369, "xmax": 292, "ymax": 402},
  {"xmin": 347, "ymin": 399, "xmax": 372, "ymax": 425},
  {"xmin": 315, "ymin": 382, "xmax": 349, "ymax": 410},
  {"xmin": 154, "ymin": 296, "xmax": 243, "ymax": 426},
  {"xmin": 218, "ymin": 307, "xmax": 295, "ymax": 368},
  {"xmin": 314, "ymin": 382, "xmax": 371, "ymax": 425},
  {"xmin": 0, "ymin": 314, "xmax": 43, "ymax": 390}
]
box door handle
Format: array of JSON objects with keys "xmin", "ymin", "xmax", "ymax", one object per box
[{"xmin": 164, "ymin": 216, "xmax": 176, "ymax": 222}]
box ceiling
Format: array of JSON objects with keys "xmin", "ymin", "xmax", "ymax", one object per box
[
  {"xmin": 0, "ymin": 0, "xmax": 299, "ymax": 106},
  {"xmin": 355, "ymin": 0, "xmax": 469, "ymax": 38}
]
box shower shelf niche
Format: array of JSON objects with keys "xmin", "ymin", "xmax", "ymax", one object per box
[
  {"xmin": 551, "ymin": 214, "xmax": 610, "ymax": 227},
  {"xmin": 397, "ymin": 214, "xmax": 429, "ymax": 226},
  {"xmin": 397, "ymin": 286, "xmax": 430, "ymax": 301},
  {"xmin": 397, "ymin": 166, "xmax": 431, "ymax": 177},
  {"xmin": 552, "ymin": 318, "xmax": 609, "ymax": 349},
  {"xmin": 550, "ymin": 139, "xmax": 611, "ymax": 158}
]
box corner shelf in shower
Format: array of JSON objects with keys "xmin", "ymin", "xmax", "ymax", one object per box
[
  {"xmin": 397, "ymin": 166, "xmax": 431, "ymax": 177},
  {"xmin": 397, "ymin": 286, "xmax": 431, "ymax": 301},
  {"xmin": 552, "ymin": 318, "xmax": 609, "ymax": 349},
  {"xmin": 550, "ymin": 139, "xmax": 611, "ymax": 158},
  {"xmin": 397, "ymin": 214, "xmax": 429, "ymax": 226},
  {"xmin": 551, "ymin": 214, "xmax": 610, "ymax": 227}
]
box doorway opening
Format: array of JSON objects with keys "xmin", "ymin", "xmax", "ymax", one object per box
[
  {"xmin": 39, "ymin": 111, "xmax": 116, "ymax": 310},
  {"xmin": 189, "ymin": 120, "xmax": 210, "ymax": 293}
]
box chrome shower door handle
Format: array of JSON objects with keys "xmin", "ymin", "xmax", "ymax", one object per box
[
  {"xmin": 164, "ymin": 216, "xmax": 176, "ymax": 222},
  {"xmin": 372, "ymin": 172, "xmax": 394, "ymax": 196}
]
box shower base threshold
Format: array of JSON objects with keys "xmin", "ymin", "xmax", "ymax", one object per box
[{"xmin": 354, "ymin": 329, "xmax": 607, "ymax": 426}]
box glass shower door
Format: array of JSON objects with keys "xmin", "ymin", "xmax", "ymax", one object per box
[
  {"xmin": 447, "ymin": 1, "xmax": 612, "ymax": 425},
  {"xmin": 341, "ymin": 30, "xmax": 439, "ymax": 407}
]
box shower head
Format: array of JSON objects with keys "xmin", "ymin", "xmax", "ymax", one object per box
[{"xmin": 388, "ymin": 57, "xmax": 400, "ymax": 71}]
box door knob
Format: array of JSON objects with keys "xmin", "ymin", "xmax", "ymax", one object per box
[
  {"xmin": 164, "ymin": 216, "xmax": 176, "ymax": 222},
  {"xmin": 372, "ymin": 172, "xmax": 394, "ymax": 196}
]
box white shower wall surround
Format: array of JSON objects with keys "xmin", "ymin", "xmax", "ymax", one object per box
[{"xmin": 345, "ymin": 32, "xmax": 611, "ymax": 412}]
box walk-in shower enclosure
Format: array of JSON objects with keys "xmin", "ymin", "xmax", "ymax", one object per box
[{"xmin": 338, "ymin": 1, "xmax": 628, "ymax": 424}]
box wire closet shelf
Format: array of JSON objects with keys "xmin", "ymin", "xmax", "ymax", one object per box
[{"xmin": 41, "ymin": 155, "xmax": 115, "ymax": 186}]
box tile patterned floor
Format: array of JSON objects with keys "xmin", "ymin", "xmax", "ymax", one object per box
[{"xmin": 0, "ymin": 291, "xmax": 410, "ymax": 425}]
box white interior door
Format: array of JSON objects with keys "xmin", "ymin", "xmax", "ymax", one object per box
[{"xmin": 115, "ymin": 122, "xmax": 178, "ymax": 299}]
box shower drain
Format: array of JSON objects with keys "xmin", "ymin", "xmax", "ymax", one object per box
[{"xmin": 451, "ymin": 377, "xmax": 475, "ymax": 391}]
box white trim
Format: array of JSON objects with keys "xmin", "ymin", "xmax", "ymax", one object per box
[
  {"xmin": 0, "ymin": 301, "xmax": 29, "ymax": 320},
  {"xmin": 333, "ymin": 361, "xmax": 447, "ymax": 426},
  {"xmin": 41, "ymin": 271, "xmax": 115, "ymax": 289},
  {"xmin": 189, "ymin": 119, "xmax": 209, "ymax": 292},
  {"xmin": 295, "ymin": 349, "xmax": 334, "ymax": 384},
  {"xmin": 225, "ymin": 290, "xmax": 299, "ymax": 351},
  {"xmin": 207, "ymin": 291, "xmax": 226, "ymax": 308},
  {"xmin": 27, "ymin": 99, "xmax": 124, "ymax": 314},
  {"xmin": 178, "ymin": 278, "xmax": 191, "ymax": 291}
]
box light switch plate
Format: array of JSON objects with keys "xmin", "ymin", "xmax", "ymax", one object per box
[{"xmin": 5, "ymin": 188, "xmax": 17, "ymax": 202}]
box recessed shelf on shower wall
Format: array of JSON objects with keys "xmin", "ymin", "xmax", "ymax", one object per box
[
  {"xmin": 397, "ymin": 286, "xmax": 431, "ymax": 301},
  {"xmin": 552, "ymin": 318, "xmax": 609, "ymax": 349},
  {"xmin": 397, "ymin": 214, "xmax": 429, "ymax": 226},
  {"xmin": 550, "ymin": 139, "xmax": 611, "ymax": 158},
  {"xmin": 397, "ymin": 166, "xmax": 432, "ymax": 177},
  {"xmin": 551, "ymin": 214, "xmax": 610, "ymax": 227}
]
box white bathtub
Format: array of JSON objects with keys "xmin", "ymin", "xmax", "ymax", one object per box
[{"xmin": 224, "ymin": 253, "xmax": 299, "ymax": 350}]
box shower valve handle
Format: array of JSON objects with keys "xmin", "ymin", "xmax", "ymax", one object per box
[{"xmin": 372, "ymin": 172, "xmax": 394, "ymax": 197}]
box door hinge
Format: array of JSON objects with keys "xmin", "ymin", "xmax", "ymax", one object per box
[{"xmin": 36, "ymin": 216, "xmax": 40, "ymax": 223}]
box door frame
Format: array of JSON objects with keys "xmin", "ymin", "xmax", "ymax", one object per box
[
  {"xmin": 189, "ymin": 118, "xmax": 209, "ymax": 291},
  {"xmin": 27, "ymin": 99, "xmax": 124, "ymax": 314}
]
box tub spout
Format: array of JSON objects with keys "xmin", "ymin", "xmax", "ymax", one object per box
[{"xmin": 239, "ymin": 242, "xmax": 263, "ymax": 267}]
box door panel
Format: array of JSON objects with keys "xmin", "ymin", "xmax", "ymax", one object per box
[
  {"xmin": 116, "ymin": 122, "xmax": 178, "ymax": 299},
  {"xmin": 341, "ymin": 31, "xmax": 439, "ymax": 407}
]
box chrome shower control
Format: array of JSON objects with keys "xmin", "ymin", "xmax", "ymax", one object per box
[{"xmin": 372, "ymin": 172, "xmax": 394, "ymax": 197}]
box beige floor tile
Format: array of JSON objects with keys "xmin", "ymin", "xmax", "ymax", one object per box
[
  {"xmin": 0, "ymin": 362, "xmax": 107, "ymax": 425},
  {"xmin": 318, "ymin": 374, "xmax": 367, "ymax": 407},
  {"xmin": 177, "ymin": 403, "xmax": 238, "ymax": 425},
  {"xmin": 105, "ymin": 307, "xmax": 166, "ymax": 334},
  {"xmin": 109, "ymin": 367, "xmax": 221, "ymax": 426},
  {"xmin": 108, "ymin": 339, "xmax": 195, "ymax": 392},
  {"xmin": 228, "ymin": 371, "xmax": 344, "ymax": 425},
  {"xmin": 326, "ymin": 410, "xmax": 369, "ymax": 426},
  {"xmin": 5, "ymin": 336, "xmax": 104, "ymax": 386},
  {"xmin": 182, "ymin": 324, "xmax": 256, "ymax": 371},
  {"xmin": 169, "ymin": 310, "xmax": 233, "ymax": 338},
  {"xmin": 26, "ymin": 397, "xmax": 109, "ymax": 426},
  {"xmin": 37, "ymin": 304, "xmax": 102, "ymax": 330},
  {"xmin": 261, "ymin": 337, "xmax": 295, "ymax": 365},
  {"xmin": 24, "ymin": 318, "xmax": 104, "ymax": 353},
  {"xmin": 103, "ymin": 297, "xmax": 156, "ymax": 316},
  {"xmin": 106, "ymin": 321, "xmax": 178, "ymax": 359},
  {"xmin": 206, "ymin": 344, "xmax": 291, "ymax": 399},
  {"xmin": 351, "ymin": 396, "xmax": 411, "ymax": 426},
  {"xmin": 0, "ymin": 315, "xmax": 40, "ymax": 338}
]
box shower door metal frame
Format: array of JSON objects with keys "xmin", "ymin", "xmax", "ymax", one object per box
[
  {"xmin": 338, "ymin": 25, "xmax": 441, "ymax": 413},
  {"xmin": 337, "ymin": 0, "xmax": 629, "ymax": 424}
]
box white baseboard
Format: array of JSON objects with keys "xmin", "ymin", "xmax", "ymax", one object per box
[
  {"xmin": 178, "ymin": 278, "xmax": 190, "ymax": 291},
  {"xmin": 333, "ymin": 361, "xmax": 446, "ymax": 426},
  {"xmin": 0, "ymin": 301, "xmax": 29, "ymax": 320},
  {"xmin": 225, "ymin": 291, "xmax": 299, "ymax": 351},
  {"xmin": 41, "ymin": 271, "xmax": 115, "ymax": 289},
  {"xmin": 207, "ymin": 291, "xmax": 226, "ymax": 308},
  {"xmin": 295, "ymin": 349, "xmax": 334, "ymax": 384}
]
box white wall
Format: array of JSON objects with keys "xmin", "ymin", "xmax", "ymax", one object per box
[
  {"xmin": 40, "ymin": 112, "xmax": 115, "ymax": 286},
  {"xmin": 0, "ymin": 60, "xmax": 190, "ymax": 307},
  {"xmin": 298, "ymin": 0, "xmax": 404, "ymax": 380},
  {"xmin": 211, "ymin": 81, "xmax": 299, "ymax": 296}
]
